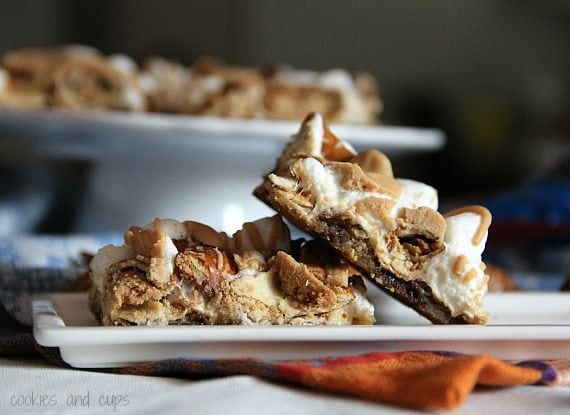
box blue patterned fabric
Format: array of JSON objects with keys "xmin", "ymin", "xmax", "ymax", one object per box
[{"xmin": 0, "ymin": 234, "xmax": 122, "ymax": 325}]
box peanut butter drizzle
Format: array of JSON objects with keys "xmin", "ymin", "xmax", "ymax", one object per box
[
  {"xmin": 463, "ymin": 268, "xmax": 478, "ymax": 283},
  {"xmin": 444, "ymin": 205, "xmax": 492, "ymax": 246},
  {"xmin": 453, "ymin": 255, "xmax": 468, "ymax": 276}
]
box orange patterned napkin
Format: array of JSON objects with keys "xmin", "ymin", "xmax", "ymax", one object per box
[
  {"xmin": 114, "ymin": 350, "xmax": 560, "ymax": 411},
  {"xmin": 276, "ymin": 351, "xmax": 548, "ymax": 410}
]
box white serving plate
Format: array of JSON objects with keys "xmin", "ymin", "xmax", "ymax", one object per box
[
  {"xmin": 0, "ymin": 109, "xmax": 446, "ymax": 233},
  {"xmin": 33, "ymin": 288, "xmax": 570, "ymax": 368},
  {"xmin": 0, "ymin": 109, "xmax": 444, "ymax": 161}
]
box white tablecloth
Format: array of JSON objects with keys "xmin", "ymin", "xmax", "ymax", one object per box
[{"xmin": 1, "ymin": 358, "xmax": 569, "ymax": 415}]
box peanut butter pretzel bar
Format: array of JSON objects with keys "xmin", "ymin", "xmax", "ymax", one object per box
[
  {"xmin": 255, "ymin": 113, "xmax": 492, "ymax": 324},
  {"xmin": 89, "ymin": 215, "xmax": 375, "ymax": 326},
  {"xmin": 139, "ymin": 57, "xmax": 382, "ymax": 123},
  {"xmin": 1, "ymin": 46, "xmax": 145, "ymax": 112}
]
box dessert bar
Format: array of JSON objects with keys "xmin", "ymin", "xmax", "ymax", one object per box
[
  {"xmin": 89, "ymin": 215, "xmax": 375, "ymax": 326},
  {"xmin": 255, "ymin": 113, "xmax": 491, "ymax": 324}
]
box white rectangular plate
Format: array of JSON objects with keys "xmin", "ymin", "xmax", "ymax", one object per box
[{"xmin": 33, "ymin": 289, "xmax": 570, "ymax": 368}]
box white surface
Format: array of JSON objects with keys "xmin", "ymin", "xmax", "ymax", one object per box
[
  {"xmin": 2, "ymin": 358, "xmax": 569, "ymax": 415},
  {"xmin": 33, "ymin": 289, "xmax": 570, "ymax": 368},
  {"xmin": 0, "ymin": 109, "xmax": 445, "ymax": 233}
]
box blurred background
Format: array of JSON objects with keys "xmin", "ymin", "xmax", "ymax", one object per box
[{"xmin": 0, "ymin": 0, "xmax": 568, "ymax": 279}]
